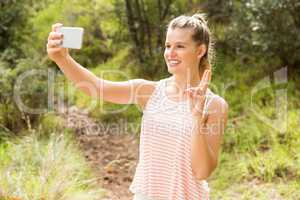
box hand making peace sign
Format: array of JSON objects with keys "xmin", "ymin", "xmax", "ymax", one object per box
[{"xmin": 184, "ymin": 69, "xmax": 211, "ymax": 119}]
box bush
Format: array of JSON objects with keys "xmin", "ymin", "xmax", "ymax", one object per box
[
  {"xmin": 0, "ymin": 130, "xmax": 106, "ymax": 200},
  {"xmin": 0, "ymin": 57, "xmax": 50, "ymax": 133}
]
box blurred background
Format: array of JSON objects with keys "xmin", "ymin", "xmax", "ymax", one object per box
[{"xmin": 0, "ymin": 0, "xmax": 299, "ymax": 199}]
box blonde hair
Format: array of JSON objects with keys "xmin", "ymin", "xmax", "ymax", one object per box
[{"xmin": 167, "ymin": 13, "xmax": 215, "ymax": 80}]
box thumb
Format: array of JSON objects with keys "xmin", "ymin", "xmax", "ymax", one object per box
[
  {"xmin": 52, "ymin": 23, "xmax": 63, "ymax": 32},
  {"xmin": 184, "ymin": 88, "xmax": 195, "ymax": 98}
]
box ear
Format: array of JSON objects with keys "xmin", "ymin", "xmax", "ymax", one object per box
[{"xmin": 197, "ymin": 44, "xmax": 207, "ymax": 59}]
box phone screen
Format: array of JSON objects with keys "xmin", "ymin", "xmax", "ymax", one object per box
[{"xmin": 57, "ymin": 27, "xmax": 84, "ymax": 49}]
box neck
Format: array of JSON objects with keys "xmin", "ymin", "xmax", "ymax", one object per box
[{"xmin": 171, "ymin": 72, "xmax": 201, "ymax": 93}]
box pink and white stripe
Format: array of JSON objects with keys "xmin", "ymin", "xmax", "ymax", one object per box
[{"xmin": 130, "ymin": 77, "xmax": 214, "ymax": 200}]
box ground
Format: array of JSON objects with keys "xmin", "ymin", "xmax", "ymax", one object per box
[{"xmin": 60, "ymin": 106, "xmax": 139, "ymax": 200}]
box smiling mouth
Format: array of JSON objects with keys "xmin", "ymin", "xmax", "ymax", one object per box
[{"xmin": 168, "ymin": 60, "xmax": 181, "ymax": 67}]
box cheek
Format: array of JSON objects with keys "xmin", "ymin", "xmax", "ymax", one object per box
[
  {"xmin": 181, "ymin": 52, "xmax": 199, "ymax": 69},
  {"xmin": 181, "ymin": 51, "xmax": 193, "ymax": 62},
  {"xmin": 185, "ymin": 51, "xmax": 198, "ymax": 61},
  {"xmin": 164, "ymin": 50, "xmax": 169, "ymax": 61}
]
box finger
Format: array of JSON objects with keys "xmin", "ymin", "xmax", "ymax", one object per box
[
  {"xmin": 200, "ymin": 70, "xmax": 210, "ymax": 85},
  {"xmin": 183, "ymin": 88, "xmax": 190, "ymax": 95},
  {"xmin": 203, "ymin": 70, "xmax": 211, "ymax": 88},
  {"xmin": 194, "ymin": 103, "xmax": 204, "ymax": 113},
  {"xmin": 205, "ymin": 70, "xmax": 211, "ymax": 83},
  {"xmin": 48, "ymin": 32, "xmax": 63, "ymax": 41},
  {"xmin": 196, "ymin": 88, "xmax": 205, "ymax": 96},
  {"xmin": 52, "ymin": 23, "xmax": 63, "ymax": 32},
  {"xmin": 48, "ymin": 39, "xmax": 62, "ymax": 48},
  {"xmin": 184, "ymin": 88, "xmax": 195, "ymax": 95},
  {"xmin": 47, "ymin": 47, "xmax": 63, "ymax": 53},
  {"xmin": 198, "ymin": 70, "xmax": 210, "ymax": 91},
  {"xmin": 47, "ymin": 40, "xmax": 63, "ymax": 48},
  {"xmin": 207, "ymin": 70, "xmax": 211, "ymax": 82},
  {"xmin": 184, "ymin": 89, "xmax": 194, "ymax": 100},
  {"xmin": 191, "ymin": 88, "xmax": 200, "ymax": 99}
]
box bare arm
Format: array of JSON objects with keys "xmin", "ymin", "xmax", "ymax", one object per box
[
  {"xmin": 191, "ymin": 96, "xmax": 229, "ymax": 180},
  {"xmin": 47, "ymin": 23, "xmax": 156, "ymax": 106},
  {"xmin": 54, "ymin": 56, "xmax": 153, "ymax": 104}
]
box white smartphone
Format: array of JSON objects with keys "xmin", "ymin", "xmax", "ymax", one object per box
[{"xmin": 57, "ymin": 26, "xmax": 84, "ymax": 49}]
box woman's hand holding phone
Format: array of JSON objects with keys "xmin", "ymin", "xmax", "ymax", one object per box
[
  {"xmin": 47, "ymin": 23, "xmax": 69, "ymax": 63},
  {"xmin": 47, "ymin": 23, "xmax": 84, "ymax": 63}
]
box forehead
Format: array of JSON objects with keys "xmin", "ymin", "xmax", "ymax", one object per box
[{"xmin": 165, "ymin": 28, "xmax": 194, "ymax": 43}]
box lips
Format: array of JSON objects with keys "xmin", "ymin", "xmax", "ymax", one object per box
[{"xmin": 168, "ymin": 59, "xmax": 181, "ymax": 67}]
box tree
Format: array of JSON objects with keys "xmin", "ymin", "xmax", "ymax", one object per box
[
  {"xmin": 213, "ymin": 0, "xmax": 300, "ymax": 80},
  {"xmin": 115, "ymin": 0, "xmax": 198, "ymax": 78},
  {"xmin": 0, "ymin": 0, "xmax": 48, "ymax": 64}
]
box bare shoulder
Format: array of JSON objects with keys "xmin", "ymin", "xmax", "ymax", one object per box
[
  {"xmin": 134, "ymin": 79, "xmax": 158, "ymax": 110},
  {"xmin": 134, "ymin": 79, "xmax": 158, "ymax": 93},
  {"xmin": 207, "ymin": 92, "xmax": 229, "ymax": 118},
  {"xmin": 205, "ymin": 93, "xmax": 229, "ymax": 134}
]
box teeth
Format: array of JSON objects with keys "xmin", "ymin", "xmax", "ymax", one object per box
[{"xmin": 169, "ymin": 60, "xmax": 180, "ymax": 65}]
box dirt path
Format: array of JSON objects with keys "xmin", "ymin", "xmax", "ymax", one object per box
[{"xmin": 59, "ymin": 106, "xmax": 139, "ymax": 200}]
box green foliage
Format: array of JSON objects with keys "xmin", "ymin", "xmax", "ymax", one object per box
[
  {"xmin": 0, "ymin": 0, "xmax": 48, "ymax": 63},
  {"xmin": 39, "ymin": 112, "xmax": 65, "ymax": 135},
  {"xmin": 30, "ymin": 0, "xmax": 116, "ymax": 68},
  {"xmin": 210, "ymin": 109, "xmax": 300, "ymax": 199},
  {"xmin": 209, "ymin": 41, "xmax": 299, "ymax": 197},
  {"xmin": 215, "ymin": 0, "xmax": 300, "ymax": 77},
  {"xmin": 0, "ymin": 57, "xmax": 50, "ymax": 132},
  {"xmin": 248, "ymin": 146, "xmax": 298, "ymax": 182},
  {"xmin": 0, "ymin": 131, "xmax": 107, "ymax": 200},
  {"xmin": 0, "ymin": 0, "xmax": 58, "ymax": 133},
  {"xmin": 0, "ymin": 0, "xmax": 30, "ymax": 51},
  {"xmin": 211, "ymin": 179, "xmax": 300, "ymax": 199}
]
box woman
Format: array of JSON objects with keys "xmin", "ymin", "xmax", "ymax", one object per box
[{"xmin": 47, "ymin": 13, "xmax": 228, "ymax": 200}]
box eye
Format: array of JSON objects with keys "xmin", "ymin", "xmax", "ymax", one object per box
[
  {"xmin": 177, "ymin": 45, "xmax": 185, "ymax": 48},
  {"xmin": 165, "ymin": 44, "xmax": 171, "ymax": 49}
]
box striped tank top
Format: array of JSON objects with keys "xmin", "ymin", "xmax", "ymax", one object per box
[{"xmin": 130, "ymin": 77, "xmax": 215, "ymax": 200}]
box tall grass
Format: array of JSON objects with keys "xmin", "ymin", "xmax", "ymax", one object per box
[
  {"xmin": 205, "ymin": 56, "xmax": 300, "ymax": 199},
  {"xmin": 0, "ymin": 130, "xmax": 106, "ymax": 200}
]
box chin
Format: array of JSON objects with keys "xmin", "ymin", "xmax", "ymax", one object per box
[
  {"xmin": 167, "ymin": 64, "xmax": 178, "ymax": 72},
  {"xmin": 167, "ymin": 66, "xmax": 185, "ymax": 76}
]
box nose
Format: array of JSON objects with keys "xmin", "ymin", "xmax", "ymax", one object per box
[{"xmin": 165, "ymin": 47, "xmax": 177, "ymax": 59}]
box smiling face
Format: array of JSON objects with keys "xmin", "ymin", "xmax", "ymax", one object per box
[{"xmin": 164, "ymin": 28, "xmax": 205, "ymax": 77}]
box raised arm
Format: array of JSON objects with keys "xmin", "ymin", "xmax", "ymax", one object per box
[{"xmin": 47, "ymin": 23, "xmax": 156, "ymax": 107}]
